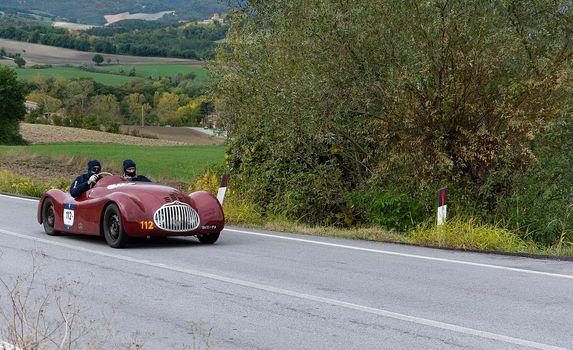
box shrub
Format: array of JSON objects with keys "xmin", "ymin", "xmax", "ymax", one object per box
[
  {"xmin": 350, "ymin": 188, "xmax": 429, "ymax": 232},
  {"xmin": 0, "ymin": 171, "xmax": 69, "ymax": 197},
  {"xmin": 30, "ymin": 64, "xmax": 53, "ymax": 69},
  {"xmin": 496, "ymin": 117, "xmax": 573, "ymax": 246},
  {"xmin": 189, "ymin": 167, "xmax": 222, "ymax": 195},
  {"xmin": 23, "ymin": 109, "xmax": 45, "ymax": 123},
  {"xmin": 105, "ymin": 120, "xmax": 121, "ymax": 133},
  {"xmin": 52, "ymin": 114, "xmax": 63, "ymax": 126},
  {"xmin": 189, "ymin": 167, "xmax": 264, "ymax": 225},
  {"xmin": 81, "ymin": 115, "xmax": 101, "ymax": 131},
  {"xmin": 0, "ymin": 66, "xmax": 27, "ymax": 145},
  {"xmin": 222, "ymin": 193, "xmax": 265, "ymax": 226},
  {"xmin": 215, "ymin": 0, "xmax": 573, "ymax": 233}
]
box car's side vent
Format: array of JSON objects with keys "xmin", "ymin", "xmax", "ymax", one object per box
[{"xmin": 153, "ymin": 201, "xmax": 200, "ymax": 232}]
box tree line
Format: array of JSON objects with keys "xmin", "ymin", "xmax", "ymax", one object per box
[
  {"xmin": 0, "ymin": 15, "xmax": 228, "ymax": 60},
  {"xmin": 214, "ymin": 0, "xmax": 573, "ymax": 246},
  {"xmin": 22, "ymin": 72, "xmax": 214, "ymax": 132}
]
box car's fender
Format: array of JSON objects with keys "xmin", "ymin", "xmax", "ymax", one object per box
[
  {"xmin": 188, "ymin": 190, "xmax": 225, "ymax": 234},
  {"xmin": 37, "ymin": 189, "xmax": 70, "ymax": 225},
  {"xmin": 102, "ymin": 192, "xmax": 149, "ymax": 236}
]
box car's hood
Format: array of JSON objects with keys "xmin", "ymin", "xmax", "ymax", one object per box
[{"xmin": 92, "ymin": 177, "xmax": 192, "ymax": 208}]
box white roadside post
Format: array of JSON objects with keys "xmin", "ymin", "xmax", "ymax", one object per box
[
  {"xmin": 437, "ymin": 187, "xmax": 447, "ymax": 226},
  {"xmin": 217, "ymin": 174, "xmax": 229, "ymax": 205}
]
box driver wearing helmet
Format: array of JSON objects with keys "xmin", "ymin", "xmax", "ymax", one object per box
[
  {"xmin": 70, "ymin": 159, "xmax": 102, "ymax": 198},
  {"xmin": 122, "ymin": 159, "xmax": 151, "ymax": 182}
]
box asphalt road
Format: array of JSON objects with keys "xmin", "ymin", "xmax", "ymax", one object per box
[{"xmin": 0, "ymin": 193, "xmax": 571, "ymax": 349}]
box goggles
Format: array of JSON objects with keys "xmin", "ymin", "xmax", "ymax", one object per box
[{"xmin": 91, "ymin": 166, "xmax": 101, "ymax": 173}]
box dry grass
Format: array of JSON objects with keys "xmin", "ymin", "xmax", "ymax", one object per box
[
  {"xmin": 0, "ymin": 251, "xmax": 95, "ymax": 349},
  {"xmin": 262, "ymin": 219, "xmax": 408, "ymax": 242},
  {"xmin": 0, "ymin": 251, "xmax": 213, "ymax": 349},
  {"xmin": 410, "ymin": 217, "xmax": 528, "ymax": 252},
  {"xmin": 410, "ymin": 217, "xmax": 573, "ymax": 256},
  {"xmin": 20, "ymin": 124, "xmax": 190, "ymax": 146},
  {"xmin": 0, "ymin": 39, "xmax": 201, "ymax": 66}
]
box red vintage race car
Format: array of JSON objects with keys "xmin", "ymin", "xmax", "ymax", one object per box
[{"xmin": 37, "ymin": 173, "xmax": 224, "ymax": 248}]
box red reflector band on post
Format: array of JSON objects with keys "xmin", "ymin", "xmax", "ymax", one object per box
[
  {"xmin": 437, "ymin": 187, "xmax": 447, "ymax": 226},
  {"xmin": 220, "ymin": 173, "xmax": 229, "ymax": 188},
  {"xmin": 438, "ymin": 188, "xmax": 447, "ymax": 207}
]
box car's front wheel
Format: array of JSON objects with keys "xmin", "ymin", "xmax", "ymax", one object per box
[
  {"xmin": 41, "ymin": 198, "xmax": 59, "ymax": 236},
  {"xmin": 103, "ymin": 204, "xmax": 129, "ymax": 248},
  {"xmin": 197, "ymin": 232, "xmax": 220, "ymax": 244}
]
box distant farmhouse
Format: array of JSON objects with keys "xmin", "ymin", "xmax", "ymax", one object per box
[
  {"xmin": 197, "ymin": 13, "xmax": 227, "ymax": 25},
  {"xmin": 24, "ymin": 101, "xmax": 39, "ymax": 113},
  {"xmin": 25, "ymin": 100, "xmax": 60, "ymax": 123}
]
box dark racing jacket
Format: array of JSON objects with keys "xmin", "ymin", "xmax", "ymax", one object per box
[
  {"xmin": 70, "ymin": 173, "xmax": 93, "ymax": 198},
  {"xmin": 124, "ymin": 175, "xmax": 151, "ymax": 182}
]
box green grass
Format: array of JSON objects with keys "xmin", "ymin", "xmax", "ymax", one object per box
[
  {"xmin": 14, "ymin": 65, "xmax": 209, "ymax": 86},
  {"xmin": 96, "ymin": 64, "xmax": 210, "ymax": 81},
  {"xmin": 15, "ymin": 67, "xmax": 135, "ymax": 86},
  {"xmin": 0, "ymin": 144, "xmax": 225, "ymax": 182}
]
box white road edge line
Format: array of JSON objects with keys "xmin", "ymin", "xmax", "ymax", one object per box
[
  {"xmin": 0, "ymin": 194, "xmax": 38, "ymax": 203},
  {"xmin": 0, "ymin": 228, "xmax": 567, "ymax": 350},
  {"xmin": 3, "ymin": 194, "xmax": 572, "ymax": 280},
  {"xmin": 224, "ymin": 228, "xmax": 573, "ymax": 280}
]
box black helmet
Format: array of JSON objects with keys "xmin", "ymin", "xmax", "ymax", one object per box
[
  {"xmin": 123, "ymin": 159, "xmax": 136, "ymax": 177},
  {"xmin": 87, "ymin": 160, "xmax": 101, "ymax": 175}
]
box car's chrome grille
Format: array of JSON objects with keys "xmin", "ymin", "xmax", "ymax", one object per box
[{"xmin": 153, "ymin": 201, "xmax": 199, "ymax": 232}]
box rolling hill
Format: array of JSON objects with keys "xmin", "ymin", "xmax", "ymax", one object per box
[{"xmin": 0, "ymin": 0, "xmax": 227, "ymax": 25}]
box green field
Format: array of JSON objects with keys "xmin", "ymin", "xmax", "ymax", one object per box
[
  {"xmin": 15, "ymin": 67, "xmax": 135, "ymax": 86},
  {"xmin": 96, "ymin": 64, "xmax": 210, "ymax": 81},
  {"xmin": 13, "ymin": 65, "xmax": 209, "ymax": 86},
  {"xmin": 0, "ymin": 144, "xmax": 225, "ymax": 181}
]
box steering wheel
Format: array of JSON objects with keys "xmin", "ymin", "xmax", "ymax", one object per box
[{"xmin": 90, "ymin": 172, "xmax": 114, "ymax": 188}]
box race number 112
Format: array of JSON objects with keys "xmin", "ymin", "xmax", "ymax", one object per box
[{"xmin": 140, "ymin": 221, "xmax": 154, "ymax": 230}]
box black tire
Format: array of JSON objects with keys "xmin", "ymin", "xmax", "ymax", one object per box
[
  {"xmin": 41, "ymin": 198, "xmax": 59, "ymax": 236},
  {"xmin": 103, "ymin": 204, "xmax": 129, "ymax": 248},
  {"xmin": 197, "ymin": 231, "xmax": 220, "ymax": 244}
]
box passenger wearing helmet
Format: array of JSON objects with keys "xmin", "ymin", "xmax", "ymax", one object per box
[
  {"xmin": 122, "ymin": 159, "xmax": 151, "ymax": 182},
  {"xmin": 70, "ymin": 159, "xmax": 102, "ymax": 198}
]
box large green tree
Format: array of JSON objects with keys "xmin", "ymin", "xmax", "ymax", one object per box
[
  {"xmin": 63, "ymin": 80, "xmax": 94, "ymax": 126},
  {"xmin": 0, "ymin": 65, "xmax": 27, "ymax": 144},
  {"xmin": 92, "ymin": 54, "xmax": 104, "ymax": 66},
  {"xmin": 214, "ymin": 0, "xmax": 573, "ymax": 225}
]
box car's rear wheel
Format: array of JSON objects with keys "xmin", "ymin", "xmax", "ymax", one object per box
[
  {"xmin": 41, "ymin": 198, "xmax": 59, "ymax": 236},
  {"xmin": 103, "ymin": 204, "xmax": 129, "ymax": 248},
  {"xmin": 197, "ymin": 231, "xmax": 220, "ymax": 244}
]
